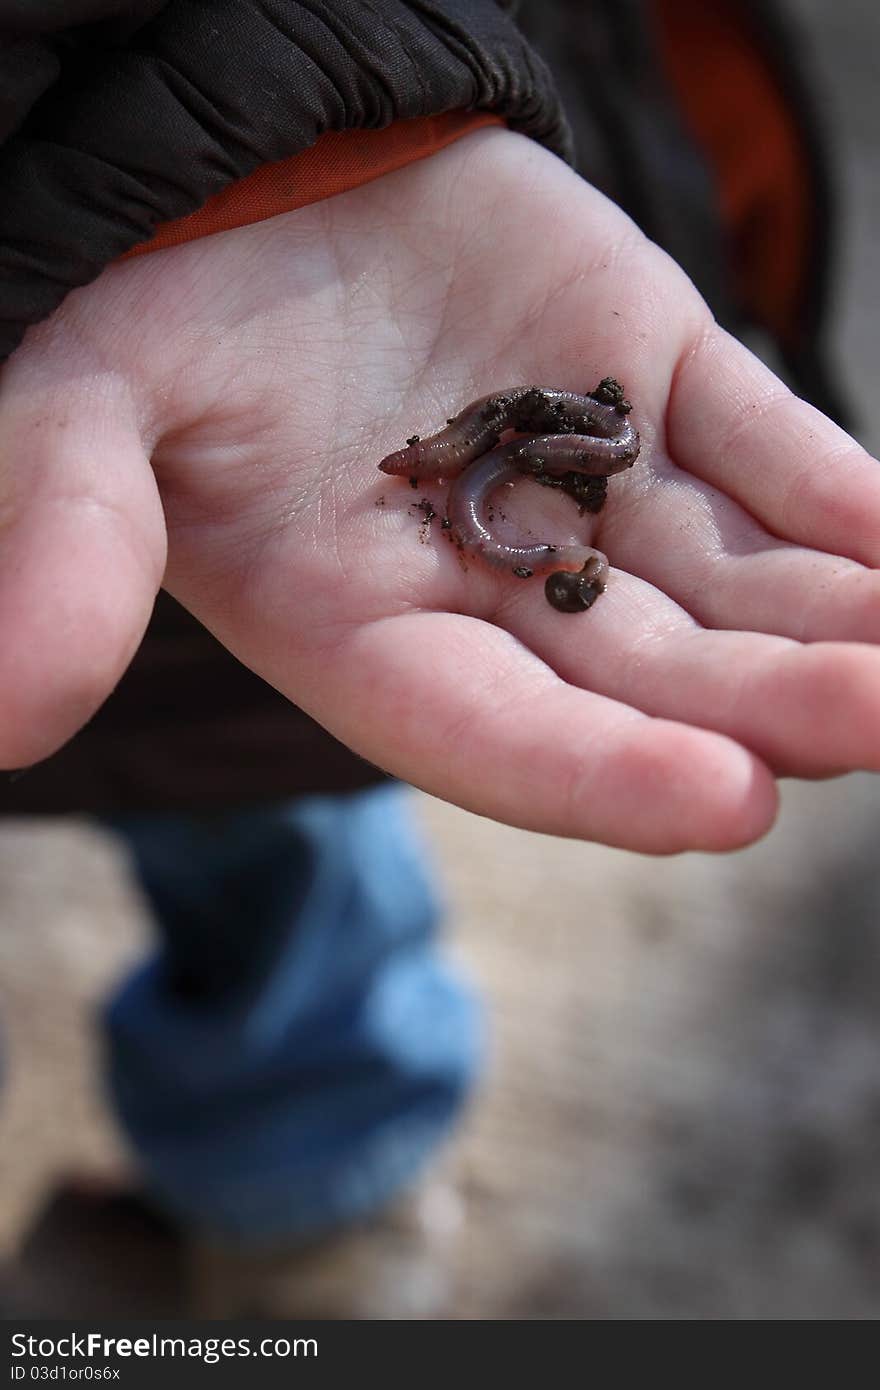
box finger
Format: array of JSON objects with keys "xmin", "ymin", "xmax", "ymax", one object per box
[
  {"xmin": 501, "ymin": 572, "xmax": 880, "ymax": 778},
  {"xmin": 0, "ymin": 376, "xmax": 166, "ymax": 766},
  {"xmin": 666, "ymin": 325, "xmax": 880, "ymax": 565},
  {"xmin": 285, "ymin": 609, "xmax": 777, "ymax": 854},
  {"xmin": 606, "ymin": 463, "xmax": 880, "ymax": 644}
]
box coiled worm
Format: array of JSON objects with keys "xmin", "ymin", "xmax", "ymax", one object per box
[{"xmin": 378, "ymin": 380, "xmax": 639, "ymax": 612}]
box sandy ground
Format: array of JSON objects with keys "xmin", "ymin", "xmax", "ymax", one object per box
[{"xmin": 2, "ymin": 0, "xmax": 880, "ymax": 1320}]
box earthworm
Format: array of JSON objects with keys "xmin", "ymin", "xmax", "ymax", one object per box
[
  {"xmin": 377, "ymin": 380, "xmax": 639, "ymax": 612},
  {"xmin": 378, "ymin": 382, "xmax": 638, "ymax": 479},
  {"xmin": 445, "ymin": 446, "xmax": 610, "ymax": 611}
]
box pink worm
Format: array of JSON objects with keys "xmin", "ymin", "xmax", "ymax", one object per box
[{"xmin": 378, "ymin": 383, "xmax": 639, "ymax": 612}]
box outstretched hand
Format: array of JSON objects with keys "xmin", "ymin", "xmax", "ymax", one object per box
[{"xmin": 3, "ymin": 128, "xmax": 880, "ymax": 852}]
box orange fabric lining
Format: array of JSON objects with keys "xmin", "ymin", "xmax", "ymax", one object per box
[
  {"xmin": 651, "ymin": 0, "xmax": 811, "ymax": 345},
  {"xmin": 122, "ymin": 111, "xmax": 503, "ymax": 260}
]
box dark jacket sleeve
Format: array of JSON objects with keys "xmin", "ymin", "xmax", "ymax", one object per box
[{"xmin": 0, "ymin": 0, "xmax": 571, "ymax": 358}]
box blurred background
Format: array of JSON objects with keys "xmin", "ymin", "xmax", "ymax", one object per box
[{"xmin": 2, "ymin": 0, "xmax": 880, "ymax": 1319}]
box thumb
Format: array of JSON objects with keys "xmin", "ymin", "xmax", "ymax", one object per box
[{"xmin": 0, "ymin": 364, "xmax": 166, "ymax": 766}]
